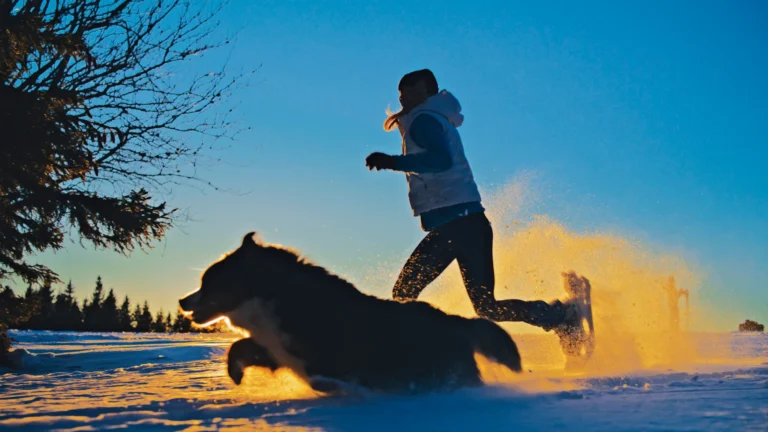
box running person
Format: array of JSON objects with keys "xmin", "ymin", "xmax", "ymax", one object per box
[{"xmin": 365, "ymin": 69, "xmax": 584, "ymax": 344}]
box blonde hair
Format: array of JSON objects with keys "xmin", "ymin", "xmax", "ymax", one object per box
[
  {"xmin": 383, "ymin": 69, "xmax": 439, "ymax": 132},
  {"xmin": 383, "ymin": 106, "xmax": 404, "ymax": 132}
]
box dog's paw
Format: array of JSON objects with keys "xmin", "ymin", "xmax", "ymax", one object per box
[{"xmin": 226, "ymin": 338, "xmax": 278, "ymax": 385}]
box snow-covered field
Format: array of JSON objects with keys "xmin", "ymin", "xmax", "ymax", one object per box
[{"xmin": 1, "ymin": 330, "xmax": 766, "ymax": 431}]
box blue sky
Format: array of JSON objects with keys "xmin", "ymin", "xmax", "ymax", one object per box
[{"xmin": 28, "ymin": 0, "xmax": 767, "ymax": 327}]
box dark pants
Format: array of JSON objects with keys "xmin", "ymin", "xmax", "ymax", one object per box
[{"xmin": 393, "ymin": 212, "xmax": 565, "ymax": 329}]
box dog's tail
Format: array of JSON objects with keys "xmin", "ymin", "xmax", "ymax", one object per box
[{"xmin": 470, "ymin": 318, "xmax": 522, "ymax": 373}]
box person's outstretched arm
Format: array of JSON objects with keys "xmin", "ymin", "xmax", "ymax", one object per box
[{"xmin": 365, "ymin": 114, "xmax": 453, "ymax": 173}]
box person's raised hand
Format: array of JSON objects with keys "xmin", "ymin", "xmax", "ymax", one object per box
[{"xmin": 365, "ymin": 152, "xmax": 396, "ymax": 171}]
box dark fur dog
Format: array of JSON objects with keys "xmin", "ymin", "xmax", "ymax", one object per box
[{"xmin": 179, "ymin": 233, "xmax": 522, "ymax": 394}]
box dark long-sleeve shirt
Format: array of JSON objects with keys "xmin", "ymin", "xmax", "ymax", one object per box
[{"xmin": 389, "ymin": 114, "xmax": 484, "ymax": 231}]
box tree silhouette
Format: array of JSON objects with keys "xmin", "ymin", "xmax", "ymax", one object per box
[
  {"xmin": 21, "ymin": 285, "xmax": 38, "ymax": 324},
  {"xmin": 91, "ymin": 277, "xmax": 104, "ymax": 306},
  {"xmin": 29, "ymin": 281, "xmax": 54, "ymax": 329},
  {"xmin": 172, "ymin": 311, "xmax": 192, "ymax": 333},
  {"xmin": 83, "ymin": 277, "xmax": 104, "ymax": 331},
  {"xmin": 1, "ymin": 286, "xmax": 32, "ymax": 362},
  {"xmin": 58, "ymin": 279, "xmax": 80, "ymax": 330},
  {"xmin": 82, "ymin": 299, "xmax": 90, "ymax": 325},
  {"xmin": 64, "ymin": 281, "xmax": 75, "ymax": 300},
  {"xmin": 164, "ymin": 313, "xmax": 173, "ymax": 333},
  {"xmin": 0, "ymin": 324, "xmax": 8, "ymax": 362},
  {"xmin": 0, "ymin": 0, "xmax": 247, "ymax": 287},
  {"xmin": 101, "ymin": 289, "xmax": 119, "ymax": 331},
  {"xmin": 0, "ymin": 286, "xmax": 31, "ymax": 327},
  {"xmin": 70, "ymin": 300, "xmax": 83, "ymax": 330},
  {"xmin": 1, "ymin": 286, "xmax": 34, "ymax": 328},
  {"xmin": 136, "ymin": 301, "xmax": 153, "ymax": 332},
  {"xmin": 118, "ymin": 296, "xmax": 133, "ymax": 332},
  {"xmin": 53, "ymin": 289, "xmax": 72, "ymax": 330},
  {"xmin": 132, "ymin": 303, "xmax": 142, "ymax": 332},
  {"xmin": 2, "ymin": 276, "xmax": 217, "ymax": 337},
  {"xmin": 52, "ymin": 283, "xmax": 83, "ymax": 331},
  {"xmin": 152, "ymin": 310, "xmax": 167, "ymax": 333}
]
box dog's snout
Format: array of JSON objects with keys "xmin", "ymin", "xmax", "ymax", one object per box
[{"xmin": 179, "ymin": 289, "xmax": 203, "ymax": 311}]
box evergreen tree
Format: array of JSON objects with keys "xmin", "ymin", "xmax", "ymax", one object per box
[
  {"xmin": 38, "ymin": 282, "xmax": 55, "ymax": 315},
  {"xmin": 1, "ymin": 286, "xmax": 35, "ymax": 332},
  {"xmin": 101, "ymin": 289, "xmax": 119, "ymax": 331},
  {"xmin": 53, "ymin": 290, "xmax": 71, "ymax": 330},
  {"xmin": 0, "ymin": 323, "xmax": 8, "ymax": 360},
  {"xmin": 91, "ymin": 277, "xmax": 104, "ymax": 307},
  {"xmin": 136, "ymin": 302, "xmax": 153, "ymax": 332},
  {"xmin": 0, "ymin": 287, "xmax": 16, "ymax": 326},
  {"xmin": 152, "ymin": 310, "xmax": 166, "ymax": 332},
  {"xmin": 1, "ymin": 300, "xmax": 9, "ymax": 357},
  {"xmin": 1, "ymin": 287, "xmax": 21, "ymax": 329},
  {"xmin": 21, "ymin": 285, "xmax": 39, "ymax": 327},
  {"xmin": 64, "ymin": 281, "xmax": 75, "ymax": 303},
  {"xmin": 28, "ymin": 282, "xmax": 54, "ymax": 329},
  {"xmin": 70, "ymin": 298, "xmax": 83, "ymax": 331},
  {"xmin": 83, "ymin": 277, "xmax": 104, "ymax": 331},
  {"xmin": 0, "ymin": 287, "xmax": 32, "ymax": 359},
  {"xmin": 172, "ymin": 311, "xmax": 192, "ymax": 333},
  {"xmin": 0, "ymin": 0, "xmax": 237, "ymax": 286},
  {"xmin": 62, "ymin": 281, "xmax": 82, "ymax": 330},
  {"xmin": 132, "ymin": 304, "xmax": 142, "ymax": 331},
  {"xmin": 0, "ymin": 275, "xmax": 222, "ymax": 339},
  {"xmin": 118, "ymin": 296, "xmax": 133, "ymax": 332},
  {"xmin": 82, "ymin": 299, "xmax": 90, "ymax": 321}
]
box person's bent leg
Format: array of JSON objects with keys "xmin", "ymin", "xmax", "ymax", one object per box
[
  {"xmin": 491, "ymin": 299, "xmax": 568, "ymax": 330},
  {"xmin": 392, "ymin": 228, "xmax": 457, "ymax": 301},
  {"xmin": 456, "ymin": 213, "xmax": 567, "ymax": 330},
  {"xmin": 454, "ymin": 214, "xmax": 497, "ymax": 316}
]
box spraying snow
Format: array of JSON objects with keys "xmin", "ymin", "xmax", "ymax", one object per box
[{"xmin": 411, "ymin": 175, "xmax": 707, "ymax": 375}]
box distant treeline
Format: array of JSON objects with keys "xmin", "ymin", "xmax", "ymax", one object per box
[{"xmin": 0, "ymin": 276, "xmax": 222, "ymax": 334}]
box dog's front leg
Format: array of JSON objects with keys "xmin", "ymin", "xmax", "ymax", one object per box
[{"xmin": 227, "ymin": 338, "xmax": 278, "ymax": 385}]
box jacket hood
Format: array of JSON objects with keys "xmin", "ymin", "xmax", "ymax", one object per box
[{"xmin": 414, "ymin": 90, "xmax": 464, "ymax": 127}]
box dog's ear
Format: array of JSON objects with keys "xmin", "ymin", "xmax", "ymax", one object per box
[{"xmin": 241, "ymin": 232, "xmax": 260, "ymax": 248}]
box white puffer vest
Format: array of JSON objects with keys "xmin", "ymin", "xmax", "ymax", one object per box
[{"xmin": 394, "ymin": 90, "xmax": 482, "ymax": 216}]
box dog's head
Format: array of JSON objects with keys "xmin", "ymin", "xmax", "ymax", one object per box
[{"xmin": 178, "ymin": 232, "xmax": 302, "ymax": 324}]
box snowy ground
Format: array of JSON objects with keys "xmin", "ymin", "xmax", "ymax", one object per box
[{"xmin": 1, "ymin": 330, "xmax": 766, "ymax": 431}]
